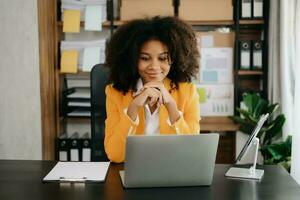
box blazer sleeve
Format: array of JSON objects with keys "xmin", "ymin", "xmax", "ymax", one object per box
[
  {"xmin": 170, "ymin": 84, "xmax": 200, "ymax": 134},
  {"xmin": 104, "ymin": 85, "xmax": 138, "ymax": 163}
]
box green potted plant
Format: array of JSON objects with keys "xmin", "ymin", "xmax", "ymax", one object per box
[{"xmin": 231, "ymin": 93, "xmax": 292, "ymax": 171}]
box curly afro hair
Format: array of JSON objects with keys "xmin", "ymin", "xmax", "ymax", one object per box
[{"xmin": 105, "ymin": 16, "xmax": 199, "ymax": 93}]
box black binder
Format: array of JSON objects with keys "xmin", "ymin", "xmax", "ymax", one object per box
[
  {"xmin": 253, "ymin": 0, "xmax": 264, "ymax": 19},
  {"xmin": 240, "ymin": 0, "xmax": 252, "ymax": 19},
  {"xmin": 252, "ymin": 40, "xmax": 263, "ymax": 70},
  {"xmin": 239, "ymin": 40, "xmax": 251, "ymax": 70},
  {"xmin": 240, "ymin": 0, "xmax": 264, "ymax": 19},
  {"xmin": 80, "ymin": 132, "xmax": 91, "ymax": 161},
  {"xmin": 69, "ymin": 132, "xmax": 80, "ymax": 161},
  {"xmin": 56, "ymin": 134, "xmax": 70, "ymax": 161}
]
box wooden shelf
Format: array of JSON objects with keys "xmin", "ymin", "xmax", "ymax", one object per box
[
  {"xmin": 104, "ymin": 20, "xmax": 235, "ymax": 26},
  {"xmin": 57, "ymin": 19, "xmax": 264, "ymax": 27},
  {"xmin": 57, "ymin": 21, "xmax": 125, "ymax": 27},
  {"xmin": 238, "ymin": 70, "xmax": 263, "ymax": 75},
  {"xmin": 186, "ymin": 20, "xmax": 234, "ymax": 26},
  {"xmin": 102, "ymin": 20, "xmax": 126, "ymax": 26},
  {"xmin": 59, "ymin": 70, "xmax": 90, "ymax": 75},
  {"xmin": 239, "ymin": 20, "xmax": 264, "ymax": 25},
  {"xmin": 200, "ymin": 117, "xmax": 239, "ymax": 132}
]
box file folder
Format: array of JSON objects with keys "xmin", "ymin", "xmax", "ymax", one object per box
[
  {"xmin": 240, "ymin": 0, "xmax": 252, "ymax": 19},
  {"xmin": 81, "ymin": 133, "xmax": 91, "ymax": 162},
  {"xmin": 63, "ymin": 10, "xmax": 81, "ymax": 33},
  {"xmin": 60, "ymin": 50, "xmax": 79, "ymax": 73},
  {"xmin": 70, "ymin": 132, "xmax": 80, "ymax": 161},
  {"xmin": 56, "ymin": 134, "xmax": 70, "ymax": 161},
  {"xmin": 85, "ymin": 5, "xmax": 103, "ymax": 31},
  {"xmin": 253, "ymin": 0, "xmax": 263, "ymax": 18},
  {"xmin": 252, "ymin": 41, "xmax": 263, "ymax": 70},
  {"xmin": 239, "ymin": 41, "xmax": 251, "ymax": 70},
  {"xmin": 60, "ymin": 39, "xmax": 106, "ymax": 71}
]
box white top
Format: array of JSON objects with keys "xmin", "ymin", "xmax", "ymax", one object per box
[{"xmin": 134, "ymin": 79, "xmax": 160, "ymax": 135}]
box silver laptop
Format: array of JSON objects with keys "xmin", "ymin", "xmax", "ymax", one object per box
[{"xmin": 119, "ymin": 134, "xmax": 219, "ymax": 188}]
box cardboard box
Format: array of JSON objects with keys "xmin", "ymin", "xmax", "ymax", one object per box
[
  {"xmin": 120, "ymin": 0, "xmax": 174, "ymax": 20},
  {"xmin": 179, "ymin": 0, "xmax": 233, "ymax": 21}
]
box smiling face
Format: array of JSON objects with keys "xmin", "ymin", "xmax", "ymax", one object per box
[{"xmin": 137, "ymin": 40, "xmax": 171, "ymax": 84}]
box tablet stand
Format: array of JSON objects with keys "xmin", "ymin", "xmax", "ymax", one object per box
[{"xmin": 225, "ymin": 137, "xmax": 264, "ymax": 180}]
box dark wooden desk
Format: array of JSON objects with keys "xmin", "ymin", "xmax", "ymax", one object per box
[{"xmin": 0, "ymin": 160, "xmax": 299, "ymax": 200}]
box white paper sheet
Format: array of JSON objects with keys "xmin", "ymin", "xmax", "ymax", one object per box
[
  {"xmin": 67, "ymin": 110, "xmax": 91, "ymax": 117},
  {"xmin": 85, "ymin": 5, "xmax": 103, "ymax": 31},
  {"xmin": 43, "ymin": 162, "xmax": 110, "ymax": 182},
  {"xmin": 200, "ymin": 48, "xmax": 233, "ymax": 83},
  {"xmin": 61, "ymin": 39, "xmax": 106, "ymax": 70},
  {"xmin": 67, "ymin": 88, "xmax": 90, "ymax": 98},
  {"xmin": 82, "ymin": 47, "xmax": 101, "ymax": 71},
  {"xmin": 201, "ymin": 35, "xmax": 214, "ymax": 48},
  {"xmin": 197, "ymin": 84, "xmax": 234, "ymax": 116}
]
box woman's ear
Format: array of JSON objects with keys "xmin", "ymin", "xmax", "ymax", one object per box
[{"xmin": 168, "ymin": 55, "xmax": 173, "ymax": 65}]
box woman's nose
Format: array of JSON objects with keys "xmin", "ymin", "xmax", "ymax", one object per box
[{"xmin": 148, "ymin": 59, "xmax": 160, "ymax": 69}]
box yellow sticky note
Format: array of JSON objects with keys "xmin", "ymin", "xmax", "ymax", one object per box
[
  {"xmin": 63, "ymin": 10, "xmax": 81, "ymax": 33},
  {"xmin": 197, "ymin": 88, "xmax": 206, "ymax": 103},
  {"xmin": 60, "ymin": 50, "xmax": 78, "ymax": 73}
]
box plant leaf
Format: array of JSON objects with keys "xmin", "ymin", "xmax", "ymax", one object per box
[
  {"xmin": 264, "ymin": 114, "xmax": 286, "ymax": 145},
  {"xmin": 267, "ymin": 103, "xmax": 279, "ymax": 116},
  {"xmin": 236, "ymin": 108, "xmax": 257, "ymax": 123},
  {"xmin": 243, "ymin": 93, "xmax": 260, "ymax": 115}
]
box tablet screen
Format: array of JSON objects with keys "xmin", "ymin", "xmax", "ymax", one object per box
[{"xmin": 235, "ymin": 113, "xmax": 269, "ymax": 163}]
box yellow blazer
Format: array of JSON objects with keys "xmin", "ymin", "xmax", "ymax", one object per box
[{"xmin": 104, "ymin": 79, "xmax": 200, "ymax": 163}]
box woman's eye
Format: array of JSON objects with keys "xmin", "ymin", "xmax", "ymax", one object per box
[
  {"xmin": 140, "ymin": 57, "xmax": 149, "ymax": 61},
  {"xmin": 159, "ymin": 57, "xmax": 168, "ymax": 62}
]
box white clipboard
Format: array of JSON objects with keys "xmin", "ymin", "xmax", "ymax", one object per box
[{"xmin": 43, "ymin": 162, "xmax": 110, "ymax": 183}]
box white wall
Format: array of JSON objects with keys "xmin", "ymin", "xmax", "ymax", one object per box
[{"xmin": 0, "ymin": 0, "xmax": 42, "ymax": 159}]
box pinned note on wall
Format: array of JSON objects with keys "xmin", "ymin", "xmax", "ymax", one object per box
[
  {"xmin": 197, "ymin": 88, "xmax": 206, "ymax": 103},
  {"xmin": 63, "ymin": 10, "xmax": 81, "ymax": 33},
  {"xmin": 196, "ymin": 84, "xmax": 234, "ymax": 116},
  {"xmin": 82, "ymin": 47, "xmax": 101, "ymax": 72},
  {"xmin": 61, "ymin": 50, "xmax": 78, "ymax": 73},
  {"xmin": 200, "ymin": 48, "xmax": 233, "ymax": 84},
  {"xmin": 85, "ymin": 5, "xmax": 103, "ymax": 31}
]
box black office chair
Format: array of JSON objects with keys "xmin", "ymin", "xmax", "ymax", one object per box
[{"xmin": 90, "ymin": 64, "xmax": 110, "ymax": 161}]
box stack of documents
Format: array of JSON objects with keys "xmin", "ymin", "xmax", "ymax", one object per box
[
  {"xmin": 66, "ymin": 73, "xmax": 90, "ymax": 88},
  {"xmin": 43, "ymin": 161, "xmax": 110, "ymax": 182},
  {"xmin": 65, "ymin": 87, "xmax": 91, "ymax": 117},
  {"xmin": 60, "ymin": 39, "xmax": 106, "ymax": 73},
  {"xmin": 63, "ymin": 74, "xmax": 91, "ymax": 117},
  {"xmin": 61, "ymin": 0, "xmax": 107, "ymax": 32}
]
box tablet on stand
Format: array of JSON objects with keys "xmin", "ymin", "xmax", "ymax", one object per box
[{"xmin": 225, "ymin": 113, "xmax": 269, "ymax": 180}]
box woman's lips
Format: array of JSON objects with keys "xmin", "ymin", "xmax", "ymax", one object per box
[{"xmin": 146, "ymin": 72, "xmax": 161, "ymax": 77}]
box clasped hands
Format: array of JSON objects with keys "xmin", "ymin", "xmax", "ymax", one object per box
[
  {"xmin": 127, "ymin": 82, "xmax": 179, "ymax": 122},
  {"xmin": 127, "ymin": 81, "xmax": 180, "ymax": 123}
]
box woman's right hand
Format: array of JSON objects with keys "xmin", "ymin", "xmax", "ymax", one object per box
[{"xmin": 127, "ymin": 87, "xmax": 162, "ymax": 121}]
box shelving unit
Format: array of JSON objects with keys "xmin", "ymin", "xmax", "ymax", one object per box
[
  {"xmin": 234, "ymin": 0, "xmax": 269, "ymax": 108},
  {"xmin": 238, "ymin": 70, "xmax": 263, "ymax": 75}
]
